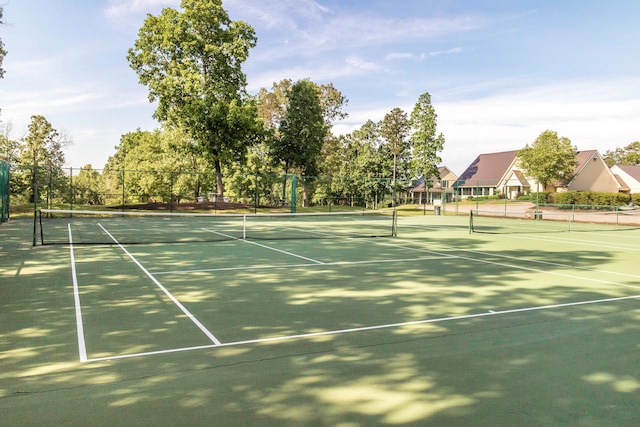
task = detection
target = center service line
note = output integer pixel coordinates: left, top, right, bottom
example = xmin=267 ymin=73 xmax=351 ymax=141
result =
xmin=68 ymin=223 xmax=88 ymax=362
xmin=97 ymin=223 xmax=221 ymax=346
xmin=202 ymin=228 xmax=325 ymax=264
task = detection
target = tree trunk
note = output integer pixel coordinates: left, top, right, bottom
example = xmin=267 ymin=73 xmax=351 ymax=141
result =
xmin=214 ymin=157 xmax=224 ymax=196
xmin=302 ymin=183 xmax=308 ymax=207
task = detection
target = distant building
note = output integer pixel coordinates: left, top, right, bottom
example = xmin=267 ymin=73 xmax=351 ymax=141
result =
xmin=455 ymin=149 xmax=626 ymax=199
xmin=408 ymin=166 xmax=458 ymax=204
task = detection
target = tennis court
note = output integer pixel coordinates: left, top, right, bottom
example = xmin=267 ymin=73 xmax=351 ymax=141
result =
xmin=1 ymin=210 xmax=639 ymax=425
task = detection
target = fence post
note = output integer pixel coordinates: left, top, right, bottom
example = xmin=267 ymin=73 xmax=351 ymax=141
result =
xmin=290 ymin=174 xmax=297 ymax=213
xmin=69 ymin=167 xmax=73 ymax=211
xmin=170 ymin=171 xmax=174 ymax=213
xmin=121 ymin=168 xmax=125 ymax=212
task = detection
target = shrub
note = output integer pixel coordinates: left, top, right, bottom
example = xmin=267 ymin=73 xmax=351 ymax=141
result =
xmin=549 ymin=191 xmax=630 ymax=207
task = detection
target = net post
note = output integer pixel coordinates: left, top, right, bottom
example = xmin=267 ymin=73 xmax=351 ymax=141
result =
xmin=469 ymin=210 xmax=473 ymax=234
xmin=39 ymin=210 xmax=45 ymax=245
xmin=33 ymin=209 xmax=38 ymax=246
xmin=392 ymin=208 xmax=398 ymax=237
xmin=243 ymin=214 xmax=247 ymax=240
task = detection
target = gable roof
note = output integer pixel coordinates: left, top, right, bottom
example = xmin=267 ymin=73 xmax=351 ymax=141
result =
xmin=613 ymin=174 xmax=630 ymax=191
xmin=615 ymin=165 xmax=640 ymax=181
xmin=573 ymin=150 xmax=599 ymax=176
xmin=456 ymin=150 xmax=518 ymax=186
xmin=410 ymin=166 xmax=457 ymax=189
xmin=506 ymin=169 xmax=530 ymax=187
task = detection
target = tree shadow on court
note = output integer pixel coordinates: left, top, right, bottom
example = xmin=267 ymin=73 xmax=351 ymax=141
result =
xmin=2 ymin=220 xmax=640 ymax=425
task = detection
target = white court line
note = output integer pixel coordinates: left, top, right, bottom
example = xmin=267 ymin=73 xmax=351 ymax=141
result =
xmin=422 ymin=244 xmax=640 ymax=291
xmin=68 ymin=224 xmax=88 ymax=362
xmin=500 ymin=233 xmax=640 ymax=252
xmin=397 ymin=220 xmax=640 ymax=279
xmin=201 ymin=228 xmax=325 ymax=264
xmin=152 ymin=255 xmax=454 ymax=275
xmin=442 ymin=246 xmax=640 ymax=281
xmin=362 ymin=235 xmax=640 ymax=290
xmin=97 ymin=223 xmax=221 ymax=346
xmin=85 ymin=293 xmax=640 ymax=362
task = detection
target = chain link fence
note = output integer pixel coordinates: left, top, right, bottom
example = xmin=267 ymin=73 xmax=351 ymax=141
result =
xmin=8 ymin=165 xmax=405 ymax=213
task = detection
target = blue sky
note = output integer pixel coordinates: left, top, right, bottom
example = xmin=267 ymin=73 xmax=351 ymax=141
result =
xmin=1 ymin=0 xmax=639 ymax=174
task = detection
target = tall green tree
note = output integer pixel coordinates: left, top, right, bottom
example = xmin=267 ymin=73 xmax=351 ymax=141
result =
xmin=603 ymin=141 xmax=640 ymax=166
xmin=518 ymin=130 xmax=578 ymax=190
xmin=380 ymin=108 xmax=411 ymax=201
xmin=73 ymin=165 xmax=104 ymax=205
xmin=104 ymin=128 xmax=213 ymax=203
xmin=0 ymin=122 xmax=19 ymax=162
xmin=274 ymin=79 xmax=327 ymax=205
xmin=0 ymin=7 xmax=6 ymax=79
xmin=16 ymin=115 xmax=70 ymax=202
xmin=409 ymin=92 xmax=445 ymax=180
xmin=336 ymin=120 xmax=391 ymax=207
xmin=18 ymin=115 xmax=68 ymax=169
xmin=127 ymin=0 xmax=262 ymax=196
xmin=257 ymin=79 xmax=348 ymax=135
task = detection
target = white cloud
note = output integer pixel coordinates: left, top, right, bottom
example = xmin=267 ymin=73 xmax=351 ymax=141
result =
xmin=246 ymin=57 xmax=387 ymax=92
xmin=436 ymin=80 xmax=640 ymax=173
xmin=226 ymin=0 xmax=329 ymax=30
xmin=386 ymin=48 xmax=463 ymax=61
xmin=327 ymin=78 xmax=640 ymax=174
xmin=386 ymin=52 xmax=416 ymax=60
xmin=104 ymin=0 xmax=178 ymax=20
xmin=345 ymin=57 xmax=384 ymax=72
xmin=426 ymin=47 xmax=463 ymax=57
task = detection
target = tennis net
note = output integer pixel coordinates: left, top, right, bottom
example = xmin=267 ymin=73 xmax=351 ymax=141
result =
xmin=36 ymin=208 xmax=397 ymax=245
xmin=469 ymin=209 xmax=640 ymax=234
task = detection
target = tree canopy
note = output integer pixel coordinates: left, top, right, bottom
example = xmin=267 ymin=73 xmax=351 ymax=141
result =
xmin=127 ymin=0 xmax=261 ymax=196
xmin=409 ymin=92 xmax=445 ymax=180
xmin=380 ymin=107 xmax=411 ymax=184
xmin=518 ymin=130 xmax=578 ymax=189
xmin=18 ymin=115 xmax=69 ymax=169
xmin=603 ymin=141 xmax=640 ymax=167
xmin=0 ymin=7 xmax=6 ymax=79
xmin=273 ymin=79 xmax=327 ymax=177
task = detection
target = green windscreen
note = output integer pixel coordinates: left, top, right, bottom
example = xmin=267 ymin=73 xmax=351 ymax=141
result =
xmin=0 ymin=161 xmax=9 ymax=223
xmin=36 ymin=208 xmax=397 ymax=245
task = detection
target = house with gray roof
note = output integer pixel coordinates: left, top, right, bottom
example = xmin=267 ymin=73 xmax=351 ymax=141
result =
xmin=455 ymin=149 xmax=626 ymax=199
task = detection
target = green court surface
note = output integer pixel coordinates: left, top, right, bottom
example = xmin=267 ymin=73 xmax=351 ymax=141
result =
xmin=1 ymin=213 xmax=639 ymax=425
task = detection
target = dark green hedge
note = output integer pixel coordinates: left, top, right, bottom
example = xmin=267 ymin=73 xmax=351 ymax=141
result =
xmin=550 ymin=191 xmax=631 ymax=206
xmin=520 ymin=191 xmax=634 ymax=207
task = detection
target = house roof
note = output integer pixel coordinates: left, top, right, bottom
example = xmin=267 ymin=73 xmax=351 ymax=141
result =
xmin=456 ymin=150 xmax=518 ymax=186
xmin=456 ymin=148 xmax=612 ymax=189
xmin=509 ymin=169 xmax=530 ymax=187
xmin=616 ymin=164 xmax=640 ymax=181
xmin=573 ymin=150 xmax=599 ymax=175
xmin=410 ymin=166 xmax=456 ymax=189
xmin=613 ymin=174 xmax=630 ymax=191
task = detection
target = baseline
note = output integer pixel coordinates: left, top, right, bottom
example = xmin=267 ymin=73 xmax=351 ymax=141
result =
xmin=84 ymin=293 xmax=640 ymax=363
